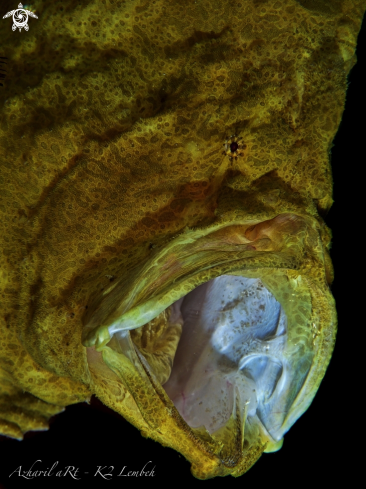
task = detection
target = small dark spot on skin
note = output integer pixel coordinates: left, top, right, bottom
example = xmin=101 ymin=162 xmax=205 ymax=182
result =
xmin=230 ymin=142 xmax=239 ymax=153
xmin=149 ymin=242 xmax=155 ymax=250
xmin=85 ymin=306 xmax=88 ymax=310
xmin=109 ymin=277 xmax=115 ymax=282
xmin=70 ymin=313 xmax=75 ymax=318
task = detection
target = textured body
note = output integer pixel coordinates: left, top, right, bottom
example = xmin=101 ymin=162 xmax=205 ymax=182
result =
xmin=0 ymin=0 xmax=365 ymax=479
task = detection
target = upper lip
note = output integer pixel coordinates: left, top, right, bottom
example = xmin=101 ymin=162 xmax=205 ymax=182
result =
xmin=82 ymin=214 xmax=297 ymax=349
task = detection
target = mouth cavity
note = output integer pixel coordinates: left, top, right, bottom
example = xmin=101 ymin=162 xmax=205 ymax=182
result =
xmin=110 ymin=273 xmax=314 ymax=449
xmin=82 ymin=215 xmax=327 ymax=456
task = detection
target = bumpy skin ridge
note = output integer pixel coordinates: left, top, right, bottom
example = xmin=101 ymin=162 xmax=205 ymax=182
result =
xmin=0 ymin=0 xmax=364 ymax=478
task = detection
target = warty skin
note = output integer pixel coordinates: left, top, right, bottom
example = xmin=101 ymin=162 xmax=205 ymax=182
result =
xmin=0 ymin=0 xmax=365 ymax=479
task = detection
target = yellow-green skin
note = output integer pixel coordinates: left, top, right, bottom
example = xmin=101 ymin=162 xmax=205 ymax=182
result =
xmin=0 ymin=0 xmax=364 ymax=479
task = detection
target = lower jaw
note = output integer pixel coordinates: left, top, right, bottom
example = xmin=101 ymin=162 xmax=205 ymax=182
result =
xmin=83 ymin=214 xmax=336 ymax=478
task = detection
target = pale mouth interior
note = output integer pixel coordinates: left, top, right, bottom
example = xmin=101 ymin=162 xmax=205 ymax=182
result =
xmin=111 ymin=274 xmax=312 ymax=445
xmin=162 ymin=275 xmax=309 ymax=442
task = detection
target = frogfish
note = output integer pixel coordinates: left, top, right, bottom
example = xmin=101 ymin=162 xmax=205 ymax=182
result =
xmin=0 ymin=0 xmax=364 ymax=479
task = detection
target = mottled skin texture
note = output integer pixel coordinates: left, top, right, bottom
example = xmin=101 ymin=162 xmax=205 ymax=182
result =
xmin=0 ymin=0 xmax=365 ymax=479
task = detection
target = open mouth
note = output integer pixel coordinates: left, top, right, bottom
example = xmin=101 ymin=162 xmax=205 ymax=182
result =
xmin=107 ymin=273 xmax=312 ymax=450
xmin=162 ymin=275 xmax=293 ymax=442
xmin=82 ymin=213 xmax=335 ymax=474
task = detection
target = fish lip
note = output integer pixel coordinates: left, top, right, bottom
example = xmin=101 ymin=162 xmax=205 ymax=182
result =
xmin=82 ymin=213 xmax=302 ymax=349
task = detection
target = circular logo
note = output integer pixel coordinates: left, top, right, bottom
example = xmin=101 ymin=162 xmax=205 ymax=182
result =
xmin=12 ymin=8 xmax=28 ymax=31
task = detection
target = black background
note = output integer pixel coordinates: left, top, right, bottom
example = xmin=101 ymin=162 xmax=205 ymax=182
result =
xmin=0 ymin=11 xmax=364 ymax=489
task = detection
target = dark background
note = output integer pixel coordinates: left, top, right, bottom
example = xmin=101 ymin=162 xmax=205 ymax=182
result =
xmin=0 ymin=11 xmax=364 ymax=489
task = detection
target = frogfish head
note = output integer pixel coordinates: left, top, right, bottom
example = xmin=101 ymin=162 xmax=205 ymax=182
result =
xmin=1 ymin=0 xmax=362 ymax=479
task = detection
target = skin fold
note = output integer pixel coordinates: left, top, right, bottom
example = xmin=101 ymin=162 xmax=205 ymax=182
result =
xmin=0 ymin=0 xmax=365 ymax=479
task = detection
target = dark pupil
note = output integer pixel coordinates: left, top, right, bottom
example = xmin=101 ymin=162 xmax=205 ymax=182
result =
xmin=230 ymin=142 xmax=239 ymax=153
